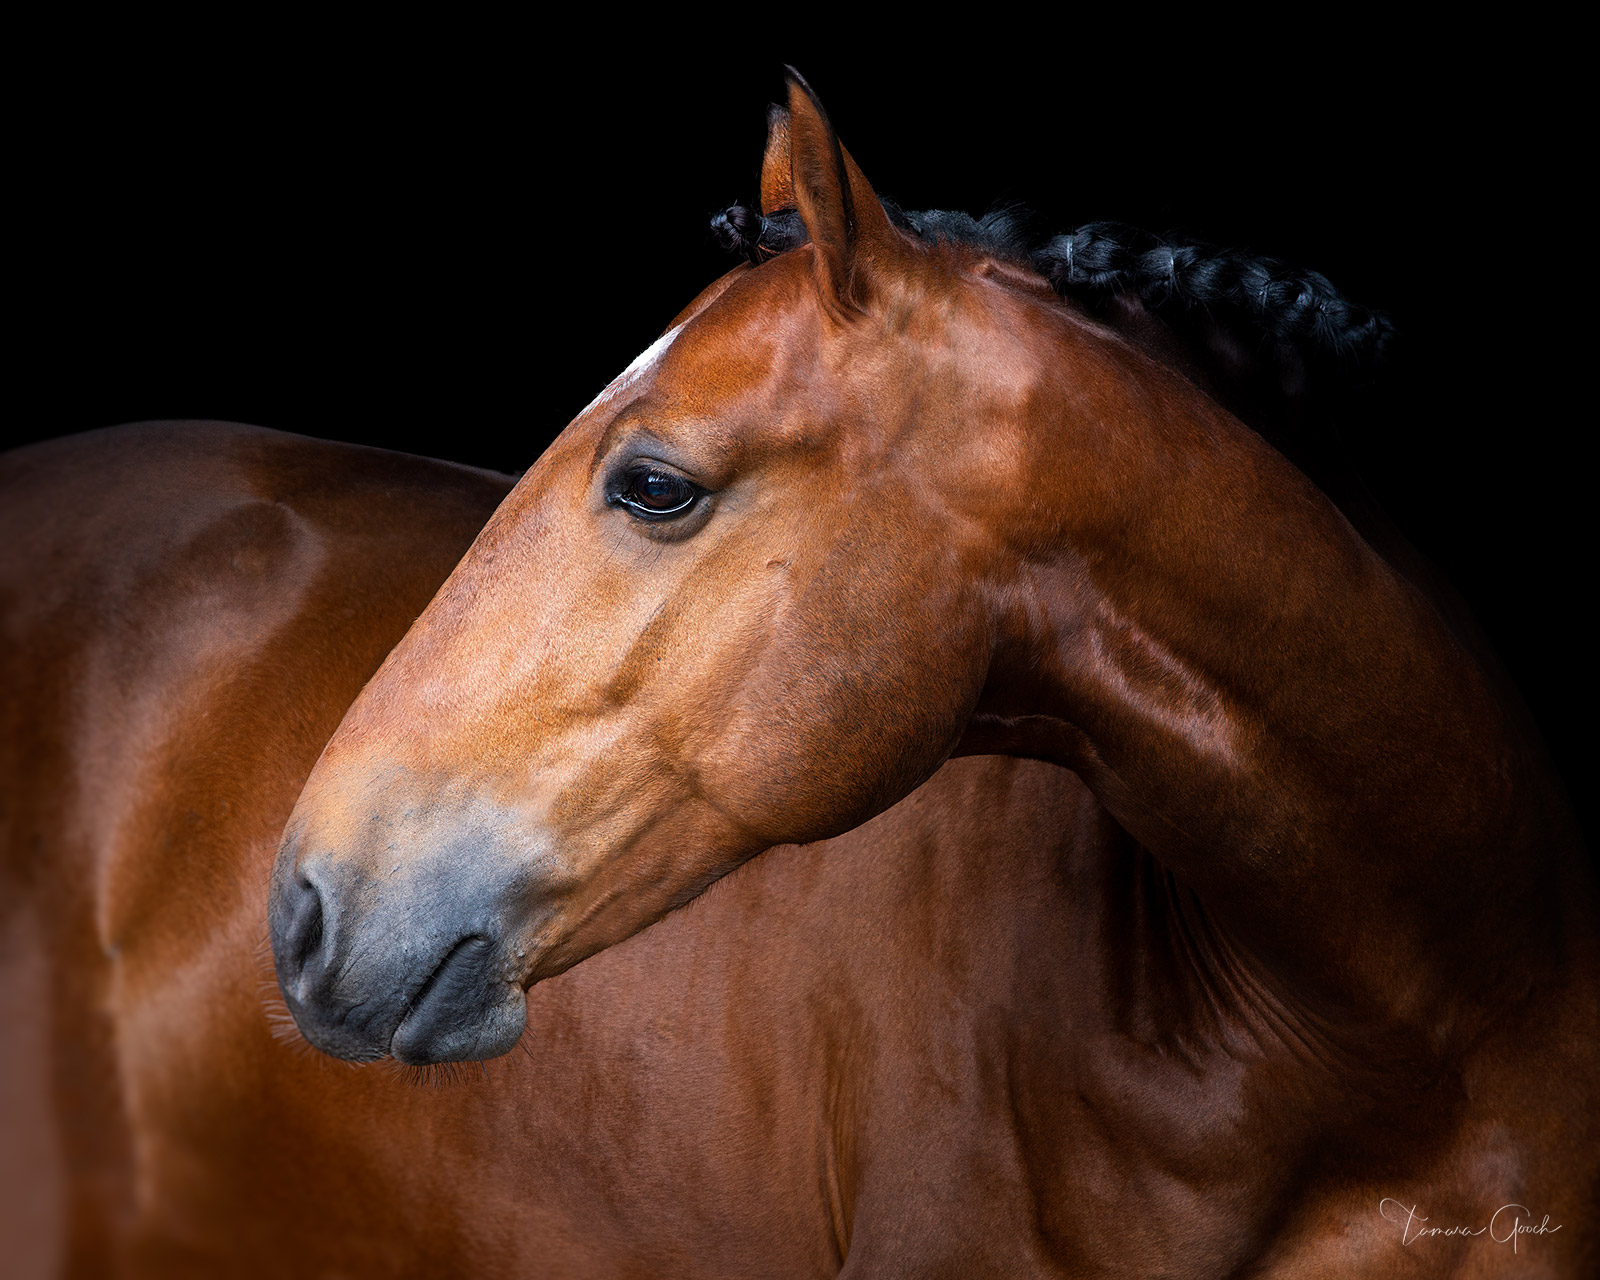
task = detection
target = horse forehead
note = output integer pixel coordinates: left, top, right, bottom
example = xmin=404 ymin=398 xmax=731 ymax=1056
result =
xmin=660 ymin=261 xmax=812 ymax=381
xmin=578 ymin=270 xmax=803 ymax=437
xmin=590 ymin=253 xmax=1047 ymax=456
xmin=647 ymin=253 xmax=1013 ymax=414
xmin=575 ymin=324 xmax=691 ymax=424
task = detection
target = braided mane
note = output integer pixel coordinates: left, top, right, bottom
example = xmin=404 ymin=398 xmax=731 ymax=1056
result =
xmin=712 ymin=201 xmax=1393 ymax=388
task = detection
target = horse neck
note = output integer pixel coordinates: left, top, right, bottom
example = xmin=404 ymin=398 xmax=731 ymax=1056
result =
xmin=1090 ymin=293 xmax=1576 ymax=824
xmin=965 ymin=301 xmax=1571 ymax=1031
xmin=1089 ymin=293 xmax=1478 ymax=644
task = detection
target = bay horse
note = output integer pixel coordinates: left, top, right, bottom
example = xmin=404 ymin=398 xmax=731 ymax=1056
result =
xmin=4 ymin=423 xmax=1105 ymax=1276
xmin=266 ymin=71 xmax=1598 ymax=1273
xmin=1 ymin=75 xmax=1592 ymax=1279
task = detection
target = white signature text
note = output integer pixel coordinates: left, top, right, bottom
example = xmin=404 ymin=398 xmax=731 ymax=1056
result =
xmin=1379 ymin=1199 xmax=1562 ymax=1255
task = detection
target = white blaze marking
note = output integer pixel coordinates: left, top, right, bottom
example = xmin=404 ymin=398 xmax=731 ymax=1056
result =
xmin=577 ymin=323 xmax=685 ymax=421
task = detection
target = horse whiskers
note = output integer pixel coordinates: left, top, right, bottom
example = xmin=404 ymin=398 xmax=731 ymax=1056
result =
xmin=381 ymin=1058 xmax=491 ymax=1089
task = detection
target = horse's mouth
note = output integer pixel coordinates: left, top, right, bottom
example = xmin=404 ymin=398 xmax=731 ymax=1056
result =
xmin=389 ymin=934 xmax=527 ymax=1065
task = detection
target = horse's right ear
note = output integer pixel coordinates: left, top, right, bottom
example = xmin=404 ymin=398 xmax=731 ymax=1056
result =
xmin=783 ymin=67 xmax=904 ymax=320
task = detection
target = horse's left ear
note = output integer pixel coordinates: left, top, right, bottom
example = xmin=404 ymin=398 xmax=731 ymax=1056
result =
xmin=760 ymin=103 xmax=794 ymax=215
xmin=784 ymin=67 xmax=905 ymax=319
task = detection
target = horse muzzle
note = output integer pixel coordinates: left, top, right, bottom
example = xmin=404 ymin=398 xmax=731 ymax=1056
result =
xmin=269 ymin=833 xmax=536 ymax=1065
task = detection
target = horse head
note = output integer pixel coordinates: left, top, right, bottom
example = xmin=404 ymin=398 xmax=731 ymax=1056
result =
xmin=269 ymin=70 xmax=1390 ymax=1065
xmin=268 ymin=72 xmax=1082 ymax=1063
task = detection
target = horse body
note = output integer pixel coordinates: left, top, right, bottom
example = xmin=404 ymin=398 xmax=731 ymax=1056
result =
xmin=257 ymin=75 xmax=1596 ymax=1275
xmin=0 ymin=423 xmax=1245 ymax=1276
xmin=0 ymin=423 xmax=517 ymax=1273
xmin=5 ymin=76 xmax=1597 ymax=1277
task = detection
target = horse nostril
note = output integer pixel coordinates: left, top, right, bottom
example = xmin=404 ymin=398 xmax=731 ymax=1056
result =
xmin=280 ymin=870 xmax=328 ymax=991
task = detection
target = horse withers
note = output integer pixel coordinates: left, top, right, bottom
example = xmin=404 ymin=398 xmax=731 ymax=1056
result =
xmin=268 ymin=73 xmax=1598 ymax=1274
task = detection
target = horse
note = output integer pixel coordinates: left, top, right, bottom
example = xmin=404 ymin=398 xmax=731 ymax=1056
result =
xmin=2 ymin=73 xmax=1592 ymax=1279
xmin=3 ymin=420 xmax=1126 ymax=1276
xmin=262 ymin=70 xmax=1598 ymax=1275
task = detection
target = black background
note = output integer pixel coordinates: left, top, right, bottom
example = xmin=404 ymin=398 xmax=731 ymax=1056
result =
xmin=13 ymin=30 xmax=1587 ymax=838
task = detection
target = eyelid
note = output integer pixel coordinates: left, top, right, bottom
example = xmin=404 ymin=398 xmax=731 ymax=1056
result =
xmin=609 ymin=460 xmax=704 ymax=521
xmin=591 ymin=415 xmax=695 ymax=481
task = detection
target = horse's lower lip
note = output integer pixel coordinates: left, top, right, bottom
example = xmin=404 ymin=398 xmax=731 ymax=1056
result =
xmin=387 ymin=934 xmax=528 ymax=1064
xmin=391 ymin=936 xmax=489 ymax=1048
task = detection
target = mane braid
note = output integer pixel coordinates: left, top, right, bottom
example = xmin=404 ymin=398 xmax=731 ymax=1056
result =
xmin=711 ymin=200 xmax=1394 ymax=387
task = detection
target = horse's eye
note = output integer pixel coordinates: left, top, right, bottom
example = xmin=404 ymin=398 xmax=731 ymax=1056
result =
xmin=615 ymin=465 xmax=700 ymax=519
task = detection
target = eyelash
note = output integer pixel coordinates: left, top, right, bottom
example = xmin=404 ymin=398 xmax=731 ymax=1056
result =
xmin=609 ymin=462 xmax=704 ymax=521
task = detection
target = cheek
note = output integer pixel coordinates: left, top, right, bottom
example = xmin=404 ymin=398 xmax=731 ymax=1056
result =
xmin=690 ymin=582 xmax=990 ymax=845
